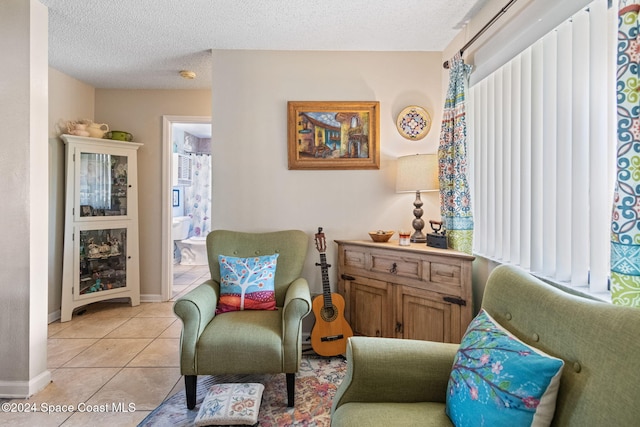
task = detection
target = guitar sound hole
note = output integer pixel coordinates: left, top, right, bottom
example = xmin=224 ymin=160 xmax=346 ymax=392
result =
xmin=321 ymin=305 xmax=338 ymax=322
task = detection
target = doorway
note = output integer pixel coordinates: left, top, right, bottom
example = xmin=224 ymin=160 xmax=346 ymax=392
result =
xmin=161 ymin=115 xmax=211 ymax=301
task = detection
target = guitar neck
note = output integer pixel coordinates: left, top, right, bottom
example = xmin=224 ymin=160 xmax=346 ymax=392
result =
xmin=319 ymin=253 xmax=333 ymax=308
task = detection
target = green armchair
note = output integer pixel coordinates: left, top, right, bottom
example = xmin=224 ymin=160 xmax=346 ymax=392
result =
xmin=173 ymin=229 xmax=312 ymax=409
xmin=331 ymin=265 xmax=640 ymax=426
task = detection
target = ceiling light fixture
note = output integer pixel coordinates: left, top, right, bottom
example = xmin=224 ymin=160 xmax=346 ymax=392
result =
xmin=179 ymin=70 xmax=196 ymax=79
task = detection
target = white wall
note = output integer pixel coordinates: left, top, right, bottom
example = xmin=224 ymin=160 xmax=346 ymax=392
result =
xmin=211 ymin=50 xmax=444 ymax=295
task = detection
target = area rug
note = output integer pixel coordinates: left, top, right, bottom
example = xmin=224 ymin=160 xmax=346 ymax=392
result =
xmin=138 ymin=355 xmax=347 ymax=426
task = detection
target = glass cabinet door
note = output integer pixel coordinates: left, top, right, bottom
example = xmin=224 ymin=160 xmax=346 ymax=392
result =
xmin=78 ymin=151 xmax=129 ymax=217
xmin=78 ymin=227 xmax=127 ymax=296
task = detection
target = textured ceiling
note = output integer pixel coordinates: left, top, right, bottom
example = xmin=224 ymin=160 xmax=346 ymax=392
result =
xmin=41 ymin=0 xmax=486 ymax=89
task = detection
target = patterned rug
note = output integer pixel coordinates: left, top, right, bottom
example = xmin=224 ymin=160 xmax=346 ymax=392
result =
xmin=138 ymin=355 xmax=347 ymax=426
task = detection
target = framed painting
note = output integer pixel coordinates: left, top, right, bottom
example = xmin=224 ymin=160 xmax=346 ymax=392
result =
xmin=287 ymin=101 xmax=380 ymax=170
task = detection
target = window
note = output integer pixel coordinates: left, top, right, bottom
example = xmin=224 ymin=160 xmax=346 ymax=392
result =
xmin=469 ymin=0 xmax=616 ymax=294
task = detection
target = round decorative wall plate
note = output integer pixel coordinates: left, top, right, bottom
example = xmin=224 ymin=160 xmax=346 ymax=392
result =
xmin=396 ymin=106 xmax=432 ymax=141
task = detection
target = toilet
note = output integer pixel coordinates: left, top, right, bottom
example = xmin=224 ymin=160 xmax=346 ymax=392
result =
xmin=172 ymin=216 xmax=190 ymax=264
xmin=172 ymin=216 xmax=208 ymax=265
xmin=176 ymin=236 xmax=208 ymax=265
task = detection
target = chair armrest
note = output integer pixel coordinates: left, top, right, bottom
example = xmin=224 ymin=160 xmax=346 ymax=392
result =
xmin=331 ymin=336 xmax=458 ymax=413
xmin=173 ymin=279 xmax=220 ymax=375
xmin=281 ymin=277 xmax=312 ymax=371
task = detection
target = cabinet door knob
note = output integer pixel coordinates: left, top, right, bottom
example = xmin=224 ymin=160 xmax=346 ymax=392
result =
xmin=395 ymin=322 xmax=403 ymax=333
xmin=375 ymin=330 xmax=381 ymax=337
xmin=389 ymin=262 xmax=397 ymax=274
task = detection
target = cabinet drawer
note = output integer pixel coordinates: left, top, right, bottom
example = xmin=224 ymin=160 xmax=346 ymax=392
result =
xmin=343 ymin=248 xmax=367 ymax=269
xmin=430 ymin=262 xmax=462 ymax=287
xmin=342 ymin=246 xmax=424 ymax=281
xmin=370 ymin=253 xmax=421 ymax=281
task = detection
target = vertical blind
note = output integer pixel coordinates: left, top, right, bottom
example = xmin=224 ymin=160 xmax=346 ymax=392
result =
xmin=469 ymin=0 xmax=616 ymax=293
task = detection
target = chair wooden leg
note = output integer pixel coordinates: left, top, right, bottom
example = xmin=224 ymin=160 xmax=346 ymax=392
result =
xmin=286 ymin=373 xmax=295 ymax=407
xmin=185 ymin=375 xmax=197 ymax=409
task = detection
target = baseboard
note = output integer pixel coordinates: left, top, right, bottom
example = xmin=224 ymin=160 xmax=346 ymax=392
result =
xmin=0 ymin=370 xmax=51 ymax=398
xmin=48 ymin=309 xmax=61 ymax=324
xmin=140 ymin=294 xmax=164 ymax=303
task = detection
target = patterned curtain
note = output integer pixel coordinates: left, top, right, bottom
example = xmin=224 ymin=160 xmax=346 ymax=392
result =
xmin=438 ymin=52 xmax=473 ymax=254
xmin=611 ymin=1 xmax=640 ymax=306
xmin=185 ymin=154 xmax=212 ymax=238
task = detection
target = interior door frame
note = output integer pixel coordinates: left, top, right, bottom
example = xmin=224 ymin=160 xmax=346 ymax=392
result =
xmin=161 ymin=115 xmax=211 ymax=301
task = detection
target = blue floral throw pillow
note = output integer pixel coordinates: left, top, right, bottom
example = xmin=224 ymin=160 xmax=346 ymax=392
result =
xmin=216 ymin=254 xmax=278 ymax=314
xmin=446 ymin=309 xmax=564 ymax=427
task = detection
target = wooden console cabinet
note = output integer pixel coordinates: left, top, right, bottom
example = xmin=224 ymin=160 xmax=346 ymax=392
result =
xmin=335 ymin=240 xmax=475 ymax=344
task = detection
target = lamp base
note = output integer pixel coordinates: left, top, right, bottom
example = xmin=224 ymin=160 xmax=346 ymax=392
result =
xmin=410 ymin=231 xmax=426 ymax=243
xmin=410 ymin=191 xmax=426 ymax=243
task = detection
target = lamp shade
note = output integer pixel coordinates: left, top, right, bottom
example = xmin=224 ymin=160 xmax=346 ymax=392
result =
xmin=396 ymin=154 xmax=439 ymax=193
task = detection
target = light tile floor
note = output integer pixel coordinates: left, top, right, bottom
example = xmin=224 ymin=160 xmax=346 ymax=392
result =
xmin=0 ymin=265 xmax=209 ymax=427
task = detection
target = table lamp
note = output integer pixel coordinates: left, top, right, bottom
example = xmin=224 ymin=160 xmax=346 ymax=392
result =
xmin=396 ymin=154 xmax=439 ymax=243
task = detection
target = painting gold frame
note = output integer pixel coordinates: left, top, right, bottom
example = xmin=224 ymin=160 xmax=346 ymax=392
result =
xmin=287 ymin=101 xmax=380 ymax=170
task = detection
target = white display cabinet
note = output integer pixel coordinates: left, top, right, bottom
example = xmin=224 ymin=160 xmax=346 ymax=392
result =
xmin=60 ymin=134 xmax=143 ymax=322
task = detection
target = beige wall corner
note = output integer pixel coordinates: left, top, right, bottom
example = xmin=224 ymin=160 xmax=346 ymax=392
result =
xmin=0 ymin=0 xmax=51 ymax=398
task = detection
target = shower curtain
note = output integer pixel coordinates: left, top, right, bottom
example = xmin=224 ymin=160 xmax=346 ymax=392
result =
xmin=184 ymin=154 xmax=211 ymax=238
xmin=438 ymin=52 xmax=474 ymax=254
xmin=611 ymin=1 xmax=640 ymax=306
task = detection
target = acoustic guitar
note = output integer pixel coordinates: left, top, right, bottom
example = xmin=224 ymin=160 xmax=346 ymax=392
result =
xmin=310 ymin=227 xmax=353 ymax=356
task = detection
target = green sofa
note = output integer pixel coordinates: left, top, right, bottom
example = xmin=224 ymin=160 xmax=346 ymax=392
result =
xmin=331 ymin=264 xmax=640 ymax=426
